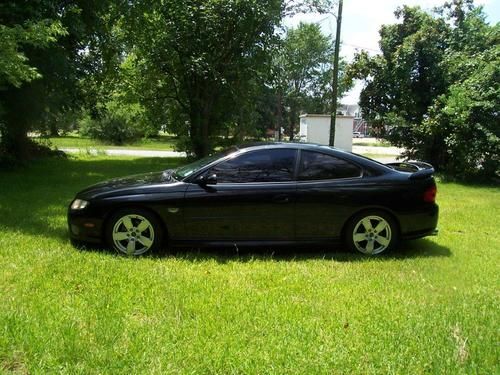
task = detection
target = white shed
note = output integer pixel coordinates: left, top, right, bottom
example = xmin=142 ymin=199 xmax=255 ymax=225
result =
xmin=299 ymin=114 xmax=354 ymax=151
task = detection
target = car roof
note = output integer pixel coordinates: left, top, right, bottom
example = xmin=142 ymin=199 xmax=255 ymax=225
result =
xmin=236 ymin=141 xmax=337 ymax=152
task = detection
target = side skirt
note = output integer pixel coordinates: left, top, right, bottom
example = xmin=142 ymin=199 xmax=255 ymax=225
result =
xmin=168 ymin=238 xmax=341 ymax=248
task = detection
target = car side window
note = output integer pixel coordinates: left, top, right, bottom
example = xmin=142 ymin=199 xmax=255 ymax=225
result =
xmin=298 ymin=151 xmax=361 ymax=180
xmin=207 ymin=149 xmax=297 ymax=183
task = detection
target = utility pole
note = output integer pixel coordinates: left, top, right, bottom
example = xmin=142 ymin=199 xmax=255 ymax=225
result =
xmin=276 ymin=90 xmax=282 ymax=141
xmin=329 ymin=0 xmax=343 ymax=147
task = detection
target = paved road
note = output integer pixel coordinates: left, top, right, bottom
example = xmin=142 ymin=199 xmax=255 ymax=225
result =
xmin=61 ymin=148 xmax=187 ymax=158
xmin=61 ymin=146 xmax=402 ymax=163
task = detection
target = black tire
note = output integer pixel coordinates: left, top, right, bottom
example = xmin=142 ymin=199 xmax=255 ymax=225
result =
xmin=105 ymin=208 xmax=164 ymax=256
xmin=345 ymin=210 xmax=399 ymax=255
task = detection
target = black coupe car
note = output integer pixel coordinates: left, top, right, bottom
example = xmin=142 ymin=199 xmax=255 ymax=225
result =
xmin=68 ymin=143 xmax=438 ymax=256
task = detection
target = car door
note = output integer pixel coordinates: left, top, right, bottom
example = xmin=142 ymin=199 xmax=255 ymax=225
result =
xmin=295 ymin=150 xmax=364 ymax=240
xmin=182 ymin=148 xmax=298 ymax=241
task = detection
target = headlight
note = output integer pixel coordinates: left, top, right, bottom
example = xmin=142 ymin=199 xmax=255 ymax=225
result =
xmin=71 ymin=199 xmax=89 ymax=210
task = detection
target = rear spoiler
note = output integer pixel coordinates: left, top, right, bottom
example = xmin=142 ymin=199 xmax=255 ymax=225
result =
xmin=385 ymin=161 xmax=435 ymax=180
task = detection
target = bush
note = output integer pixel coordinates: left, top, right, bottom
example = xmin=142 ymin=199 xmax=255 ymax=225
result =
xmin=348 ymin=4 xmax=499 ymax=180
xmin=408 ymin=46 xmax=500 ymax=180
xmin=79 ymin=112 xmax=144 ymax=145
xmin=0 ymin=139 xmax=66 ymax=168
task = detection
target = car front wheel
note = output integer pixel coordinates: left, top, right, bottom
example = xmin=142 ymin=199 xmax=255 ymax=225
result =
xmin=345 ymin=211 xmax=398 ymax=255
xmin=106 ymin=209 xmax=163 ymax=256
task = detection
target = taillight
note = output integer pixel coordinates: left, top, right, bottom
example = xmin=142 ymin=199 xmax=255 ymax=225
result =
xmin=423 ymin=185 xmax=437 ymax=203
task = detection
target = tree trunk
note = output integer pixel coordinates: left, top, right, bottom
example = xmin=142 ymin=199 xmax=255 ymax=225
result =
xmin=189 ymin=98 xmax=211 ymax=158
xmin=187 ymin=81 xmax=216 ymax=158
xmin=0 ymin=87 xmax=32 ymax=161
xmin=276 ymin=91 xmax=282 ymax=141
xmin=49 ymin=122 xmax=59 ymax=137
xmin=1 ymin=117 xmax=31 ymax=161
xmin=200 ymin=115 xmax=209 ymax=157
xmin=289 ymin=103 xmax=296 ymax=141
xmin=189 ymin=109 xmax=203 ymax=158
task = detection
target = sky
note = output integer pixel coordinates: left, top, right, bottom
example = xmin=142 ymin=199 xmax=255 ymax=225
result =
xmin=285 ymin=0 xmax=500 ymax=104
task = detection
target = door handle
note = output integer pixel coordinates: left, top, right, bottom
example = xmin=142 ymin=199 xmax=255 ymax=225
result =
xmin=273 ymin=194 xmax=291 ymax=204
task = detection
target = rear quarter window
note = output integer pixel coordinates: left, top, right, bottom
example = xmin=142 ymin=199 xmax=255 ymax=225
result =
xmin=298 ymin=150 xmax=362 ymax=180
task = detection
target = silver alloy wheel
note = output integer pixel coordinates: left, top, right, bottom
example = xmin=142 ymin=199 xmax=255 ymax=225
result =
xmin=352 ymin=215 xmax=392 ymax=255
xmin=112 ymin=214 xmax=155 ymax=255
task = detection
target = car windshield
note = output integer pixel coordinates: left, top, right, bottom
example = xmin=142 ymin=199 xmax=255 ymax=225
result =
xmin=172 ymin=146 xmax=239 ymax=180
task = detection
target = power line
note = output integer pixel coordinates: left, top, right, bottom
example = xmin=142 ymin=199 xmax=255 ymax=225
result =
xmin=309 ymin=15 xmax=381 ymax=53
xmin=342 ymin=42 xmax=380 ymax=52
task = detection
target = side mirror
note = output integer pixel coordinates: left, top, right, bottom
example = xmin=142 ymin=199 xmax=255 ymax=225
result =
xmin=206 ymin=174 xmax=217 ymax=185
xmin=196 ymin=173 xmax=217 ymax=186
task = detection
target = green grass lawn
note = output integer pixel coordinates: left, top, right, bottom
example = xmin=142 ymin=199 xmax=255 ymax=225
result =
xmin=0 ymin=156 xmax=498 ymax=373
xmin=352 ymin=138 xmax=392 ymax=147
xmin=34 ymin=134 xmax=177 ymax=151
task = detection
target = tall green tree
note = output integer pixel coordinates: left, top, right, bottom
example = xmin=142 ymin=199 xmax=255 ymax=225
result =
xmin=422 ymin=21 xmax=499 ymax=178
xmin=279 ymin=22 xmax=332 ymax=139
xmin=275 ymin=22 xmax=350 ymax=140
xmin=348 ymin=0 xmax=499 ymax=178
xmin=124 ymin=0 xmax=283 ymax=157
xmin=124 ymin=0 xmax=336 ymax=156
xmin=348 ymin=6 xmax=450 ymax=138
xmin=0 ymin=0 xmax=118 ymax=159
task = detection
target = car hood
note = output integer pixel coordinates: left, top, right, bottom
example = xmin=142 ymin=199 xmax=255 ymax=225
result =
xmin=77 ymin=170 xmax=180 ymax=199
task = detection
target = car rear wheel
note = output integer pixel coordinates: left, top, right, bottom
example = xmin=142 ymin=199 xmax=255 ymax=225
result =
xmin=106 ymin=209 xmax=163 ymax=256
xmin=345 ymin=211 xmax=398 ymax=255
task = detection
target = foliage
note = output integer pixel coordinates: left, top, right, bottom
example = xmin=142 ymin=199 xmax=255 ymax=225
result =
xmin=77 ymin=53 xmax=161 ymax=145
xmin=348 ymin=0 xmax=499 ymax=178
xmin=0 ymin=155 xmax=499 ymax=373
xmin=277 ymin=22 xmax=331 ymax=138
xmin=122 ymin=0 xmax=284 ymax=157
xmin=422 ymin=39 xmax=499 ymax=178
xmin=0 ymin=0 xmax=343 ymax=160
xmin=0 ymin=0 xmax=118 ymax=158
xmin=79 ymin=100 xmax=146 ymax=145
xmin=0 ymin=20 xmax=66 ymax=88
xmin=281 ymin=23 xmax=333 ymax=101
xmin=273 ymin=22 xmax=351 ymax=139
